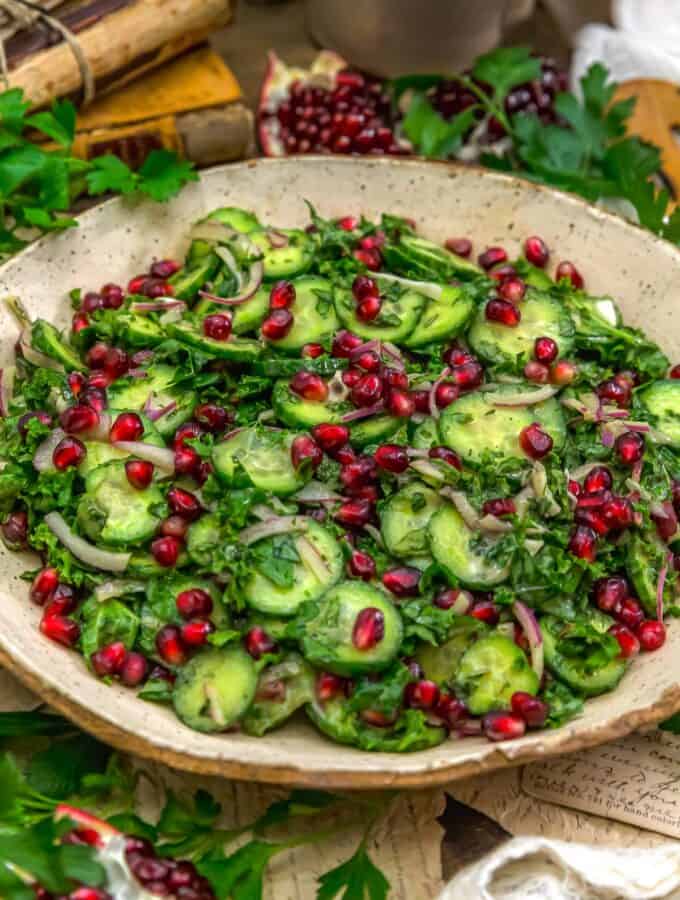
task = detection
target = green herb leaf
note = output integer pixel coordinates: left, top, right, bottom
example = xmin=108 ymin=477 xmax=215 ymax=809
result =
xmin=85 ymin=154 xmax=137 ymax=195
xmin=199 ymin=840 xmax=282 ymax=900
xmin=471 ymin=46 xmax=541 ymax=101
xmin=136 ymin=149 xmax=198 ymax=202
xmin=402 ymin=94 xmax=477 ymax=158
xmin=317 ymin=844 xmax=390 ymax=900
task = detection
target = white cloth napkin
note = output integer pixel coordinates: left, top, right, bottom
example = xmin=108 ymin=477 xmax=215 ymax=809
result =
xmin=571 ymin=0 xmax=680 ymax=87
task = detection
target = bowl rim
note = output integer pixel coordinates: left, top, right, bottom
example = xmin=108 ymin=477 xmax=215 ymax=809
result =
xmin=3 ymin=155 xmax=680 ymax=789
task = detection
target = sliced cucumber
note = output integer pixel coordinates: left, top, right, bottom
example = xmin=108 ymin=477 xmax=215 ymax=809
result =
xmin=30 ymin=319 xmax=85 ymax=372
xmin=186 ymin=513 xmax=221 ymax=567
xmin=428 ymin=504 xmax=511 ymax=589
xmin=249 ymin=229 xmax=314 ymax=279
xmin=297 ymin=581 xmax=403 ymax=676
xmin=334 ymin=285 xmax=425 ymax=342
xmin=383 ymin=234 xmax=482 ymax=281
xmin=626 ymin=530 xmax=672 ymax=616
xmin=380 ymin=482 xmax=442 ymax=558
xmin=168 ymin=253 xmax=221 ymax=301
xmin=638 ymin=379 xmax=680 ymax=448
xmin=79 ymin=412 xmax=165 ymax=477
xmin=261 ymin=277 xmax=339 ymax=352
xmin=168 ymin=320 xmax=262 ymax=363
xmin=456 ymin=634 xmax=539 ymax=715
xmin=403 ymin=284 xmax=476 ymax=348
xmin=212 ymin=426 xmax=308 ymax=495
xmin=243 ymin=520 xmax=343 ymax=616
xmin=204 ymin=206 xmax=261 ymax=233
xmin=173 ymin=647 xmax=257 ymax=733
xmin=77 ymin=461 xmax=166 ymax=547
xmin=438 ymin=382 xmax=566 ymax=465
xmin=349 ymin=414 xmax=402 ymax=447
xmin=411 ymin=416 xmax=439 ymax=450
xmin=542 ymin=616 xmax=627 ymax=697
xmin=108 ymin=365 xmax=196 ymax=439
xmin=119 ymin=314 xmax=166 ymax=348
xmin=467 ymin=289 xmax=575 ymax=368
xmin=416 ymin=617 xmax=488 ymax=688
xmin=242 ymin=653 xmax=315 ymax=736
xmin=195 ymin=283 xmax=270 ymax=334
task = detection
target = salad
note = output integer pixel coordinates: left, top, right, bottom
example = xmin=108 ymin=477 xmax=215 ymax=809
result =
xmin=0 ymin=205 xmax=677 ymax=752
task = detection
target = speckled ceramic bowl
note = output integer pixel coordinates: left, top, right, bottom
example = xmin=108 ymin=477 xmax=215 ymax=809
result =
xmin=1 ymin=157 xmax=680 ymax=789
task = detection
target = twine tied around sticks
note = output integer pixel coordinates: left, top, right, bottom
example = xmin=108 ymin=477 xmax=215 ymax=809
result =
xmin=0 ymin=0 xmax=95 ymax=104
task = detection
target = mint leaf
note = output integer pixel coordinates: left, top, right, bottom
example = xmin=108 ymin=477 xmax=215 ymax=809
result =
xmin=317 ymin=844 xmax=390 ymax=900
xmin=136 ymin=149 xmax=198 ymax=202
xmin=85 ymin=154 xmax=137 ymax=195
xmin=472 ymin=46 xmax=541 ymax=101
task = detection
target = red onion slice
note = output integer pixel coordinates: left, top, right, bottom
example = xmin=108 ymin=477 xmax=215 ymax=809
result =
xmin=350 ymin=339 xmax=381 ymax=360
xmin=410 ymin=459 xmax=446 ymax=482
xmin=111 ymin=441 xmax=175 ymax=474
xmin=215 ymin=245 xmax=243 ymax=290
xmin=45 ymin=512 xmax=131 ymax=573
xmin=601 ymin=427 xmax=615 ymax=448
xmin=374 ymin=272 xmax=444 ymax=300
xmin=239 ymin=515 xmax=309 ymax=546
xmin=429 ymin=367 xmax=451 ymax=420
xmin=131 ymin=349 xmax=154 ymax=366
xmin=492 ymin=385 xmax=559 ymax=407
xmin=341 ymin=401 xmax=384 ymax=422
xmin=190 ymin=221 xmax=238 ymax=243
xmin=265 ymin=228 xmax=289 ymax=248
xmin=381 ymin=341 xmax=406 ymax=370
xmin=293 ymin=481 xmax=343 ymax=504
xmin=295 ymin=534 xmax=330 ymax=580
xmin=33 ymin=428 xmax=65 ymax=472
xmin=130 ymin=300 xmax=187 ymax=314
xmin=143 ymin=396 xmax=177 ymax=422
xmin=198 ymin=260 xmax=263 ymax=306
xmin=513 ymin=600 xmax=544 ymax=681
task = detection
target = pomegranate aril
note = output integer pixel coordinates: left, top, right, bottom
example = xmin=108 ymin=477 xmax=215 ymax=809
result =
xmin=382 ymin=368 xmax=409 ymax=390
xmin=156 ymin=625 xmax=186 ymax=665
xmin=203 ymin=313 xmax=232 ymax=341
xmin=550 ymin=360 xmax=577 ymax=386
xmin=335 ymin=498 xmax=372 ymax=528
xmin=101 ymin=283 xmax=124 ymax=308
xmin=524 ymin=235 xmax=549 ymax=268
xmin=382 ymin=566 xmax=420 ymax=597
xmin=91 ymin=641 xmax=127 ymax=677
xmin=17 ymin=410 xmax=52 ymax=436
xmin=519 ymin=422 xmax=553 ymax=459
xmin=434 ymin=588 xmax=470 ymax=612
xmin=337 ymin=215 xmax=359 ymax=231
xmin=568 ymin=526 xmax=597 ymax=561
xmin=86 ymin=370 xmax=112 ymax=390
xmin=385 ymin=388 xmax=415 ymax=417
xmin=671 ymin=364 xmax=680 ymax=380
xmin=651 ymin=500 xmax=678 ymax=541
xmin=53 ymin=436 xmax=86 ymax=469
xmin=125 ymin=459 xmax=154 ymax=490
xmin=244 ymin=626 xmax=277 ymax=660
xmin=575 ymin=507 xmax=609 ymax=536
xmin=82 ymin=291 xmax=104 ymax=313
xmin=68 ymin=372 xmax=87 ymax=397
xmin=173 ymin=421 xmax=203 ymax=450
xmin=345 ymin=483 xmax=379 ymax=503
xmin=404 ymin=680 xmax=440 ymax=710
xmin=429 ymin=446 xmax=462 ymax=469
xmin=340 ymin=455 xmax=377 ymax=488
xmin=352 ymin=274 xmax=378 ymax=301
xmin=615 ymin=431 xmax=645 ymax=465
xmin=445 ymin=237 xmax=472 ymax=257
xmin=435 ymin=381 xmax=459 ymax=409
xmin=181 ymin=619 xmax=214 ymax=647
xmin=352 ymin=607 xmax=385 ymax=649
xmin=332 ymin=330 xmax=363 ymax=358
xmin=351 ymin=373 xmax=383 ymax=407
xmin=86 ymin=342 xmax=109 ymax=369
xmin=555 ymin=260 xmax=584 ymax=289
xmin=176 ymin=588 xmax=213 ymax=619
xmin=470 ymin=599 xmax=500 ymax=625
xmin=482 ymin=498 xmax=516 ymax=517
xmin=637 ymin=619 xmax=666 ymax=652
xmin=81 ymin=386 xmax=107 ymax=413
xmin=483 ymin=711 xmax=526 ymax=741
xmin=524 ymin=360 xmax=550 ymax=383
xmin=576 ymin=490 xmax=610 ymax=515
xmin=40 ymin=613 xmax=80 ymax=646
xmin=498 ymin=277 xmax=526 ymax=303
xmin=103 ymin=347 xmax=129 ymax=379
xmin=262 ymin=308 xmax=293 ymax=340
xmin=356 ymin=295 xmax=382 ymax=322
xmin=610 ymin=623 xmax=640 ymax=658
xmin=72 ymin=311 xmax=90 ymax=333
xmin=510 ymin=691 xmax=548 ymax=728
xmin=290 ymin=371 xmax=328 ymax=402
xmin=317 ymin=672 xmax=347 ymax=701
xmin=128 ymin=274 xmax=148 ymax=294
xmin=174 ymin=446 xmax=200 ymax=476
xmin=445 ymin=344 xmax=474 ymax=367
xmin=478 ymin=246 xmax=507 ymax=270
xmin=356 ymin=351 xmax=380 ymax=372
xmin=119 ymin=652 xmax=148 ymax=687
xmin=359 ymin=709 xmax=395 ymax=727
xmin=311 ymin=422 xmax=350 ymax=454
xmin=269 ymin=280 xmax=296 ymax=309
xmin=435 ymin=694 xmax=468 ymax=727
xmin=30 ymin=567 xmax=59 ymax=605
xmin=489 ymin=263 xmax=517 ymax=282
xmin=593 ymin=576 xmax=629 ymax=613
xmin=354 ymin=247 xmax=381 ymax=270
xmin=597 ymin=378 xmax=630 ymax=407
xmin=167 ymin=487 xmax=202 ymax=520
xmin=534 ymin=336 xmax=558 ymax=364
xmin=342 ymin=367 xmax=362 ymax=388
xmin=151 ymin=536 xmax=181 ymax=568
xmin=1 ymin=510 xmax=28 ymax=549
xmin=374 ymin=443 xmax=409 ymax=473
xmin=291 ymin=434 xmax=323 ymax=470
xmin=194 ymin=403 xmax=228 ymax=433
xmin=583 ymin=466 xmax=612 ymax=493
xmin=302 ymin=342 xmax=324 ymax=358
xmin=485 ymin=298 xmax=521 ymax=327
xmin=412 ymin=389 xmax=431 ymax=413
xmin=616 ymin=597 xmax=644 ymax=631
xmin=347 ymin=549 xmax=376 ymax=580
xmin=110 ymin=412 xmax=143 ymax=443
xmin=148 ymin=259 xmax=181 ymax=280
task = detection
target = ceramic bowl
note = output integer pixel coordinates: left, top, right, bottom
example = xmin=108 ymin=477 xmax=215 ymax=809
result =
xmin=2 ymin=157 xmax=680 ymax=789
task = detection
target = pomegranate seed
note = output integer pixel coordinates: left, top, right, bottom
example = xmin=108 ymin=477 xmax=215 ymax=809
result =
xmin=59 ymin=405 xmax=99 ymax=435
xmin=311 ymin=422 xmax=350 ymax=454
xmin=119 ymin=652 xmax=148 ymax=687
xmin=317 ymin=672 xmax=347 ymax=701
xmin=337 ymin=215 xmax=359 ymax=230
xmin=181 ymin=619 xmax=214 ymax=647
xmin=615 ymin=431 xmax=645 ymax=465
xmin=290 ymin=371 xmax=328 ymax=402
xmin=374 ymin=443 xmax=409 ymax=473
xmin=550 ymin=360 xmax=577 ymax=385
xmin=617 ymin=597 xmax=644 ymax=631
xmin=576 ymin=488 xmax=611 ymax=510
xmin=150 ymin=259 xmax=181 ymax=280
xmin=351 ymin=373 xmax=383 ymax=407
xmin=498 ymin=277 xmax=526 ymax=303
xmin=347 ymin=549 xmax=376 ymax=580
xmin=534 ymin=336 xmax=558 ymax=364
xmin=68 ymin=372 xmax=86 ymax=397
xmin=519 ymin=422 xmax=553 ymax=459
xmin=174 ymin=446 xmax=199 ymax=476
xmin=302 ymin=342 xmax=324 ymax=358
xmin=356 ymin=351 xmax=380 ymax=372
xmin=269 ymin=280 xmax=296 ymax=309
xmin=485 ymin=298 xmax=521 ymax=327
xmin=524 ymin=235 xmax=549 ymax=267
xmin=345 ymin=483 xmax=379 ymax=502
xmin=593 ymin=576 xmax=628 ymax=613
xmin=1 ymin=510 xmax=28 ymax=549
xmin=340 ymin=455 xmax=377 ymax=489
xmin=147 ymin=663 xmax=175 ymax=685
xmin=360 ymin=709 xmax=397 ymax=727
xmin=583 ymin=466 xmax=612 ymax=493
xmin=434 ymin=588 xmax=470 ymax=611
xmin=434 ymin=694 xmax=468 ymax=727
xmin=597 ymin=378 xmax=630 ymax=407
xmin=203 ymin=313 xmax=232 ymax=341
xmin=91 ymin=641 xmax=127 ymax=677
xmin=173 ymin=421 xmax=203 ymax=451
xmin=435 ymin=381 xmax=459 ymax=408
xmin=30 ymin=567 xmax=59 ymax=605
xmin=291 ymin=434 xmax=323 ymax=470
xmin=332 ymin=330 xmax=363 ymax=358
xmin=470 ymin=599 xmax=500 ymax=625
xmin=176 ymin=589 xmax=213 ymax=620
xmin=151 ymin=536 xmax=181 ymax=567
xmin=352 ymin=275 xmax=379 ymax=302
xmin=453 ymin=360 xmax=485 ymax=392
xmin=568 ymin=526 xmax=597 ymax=561
xmin=40 ymin=613 xmax=80 ymax=646
xmin=651 ymin=500 xmax=678 ymax=541
xmin=555 ymin=259 xmax=585 ymax=289
xmin=483 ymin=711 xmax=526 ymax=741
xmin=412 ymin=389 xmax=431 ymax=413
xmin=17 ymin=410 xmax=52 ymax=436
xmin=445 ymin=237 xmax=472 ymax=257
xmin=101 ymin=283 xmax=124 ymax=308
xmin=382 ymin=368 xmax=408 ymax=390
xmin=86 ymin=342 xmax=109 ymax=369
xmin=335 ymin=498 xmax=372 ymax=528
xmin=404 ymin=680 xmax=440 ymax=709
xmin=603 ymin=496 xmax=635 ymax=530
xmin=262 ymin=308 xmax=293 ymax=340
xmin=125 ymin=459 xmax=154 ymax=489
xmin=482 ymin=498 xmax=516 ymax=517
xmin=156 ymin=625 xmax=186 ymax=665
xmin=110 ymin=412 xmax=143 ymax=443
xmin=445 ymin=344 xmax=474 ymax=367
xmin=511 ymin=692 xmax=548 ymax=728
xmin=194 ymin=403 xmax=228 ymax=432
xmin=244 ymin=626 xmax=277 ymax=660
xmin=358 ymin=232 xmax=385 ymax=250
xmin=354 ymin=247 xmax=382 ymax=270
xmin=610 ymin=623 xmax=640 ymax=658
xmin=637 ymin=620 xmax=666 ymax=652
xmin=382 ymin=566 xmax=420 ymax=597
xmin=44 ymin=584 xmax=76 ymax=618
xmin=342 ymin=367 xmax=362 ymax=388
xmin=429 ymin=446 xmax=462 ymax=469
xmin=489 ymin=264 xmax=518 ymax=283
xmin=81 ymin=386 xmax=107 ymax=413
xmin=385 ymin=388 xmax=415 ymax=417
xmin=167 ymin=487 xmax=202 ymax=520
xmin=53 ymin=436 xmax=86 ymax=469
xmin=69 ymin=888 xmax=110 ymax=900
xmin=356 ymin=295 xmax=382 ymax=321
xmin=127 ymin=274 xmax=148 ymax=294
xmin=103 ymin=347 xmax=129 ymax=379
xmin=670 ymin=365 xmax=680 ymax=380
xmin=568 ymin=479 xmax=581 ymax=496
xmin=352 ymin=607 xmax=385 ymax=649
xmin=575 ymin=507 xmax=609 ymax=535
xmin=72 ymin=311 xmax=90 ymax=333
xmin=524 ymin=361 xmax=550 ymax=383
xmin=478 ymin=247 xmax=507 ymax=270
xmin=86 ymin=370 xmax=112 ymax=390
xmin=82 ymin=291 xmax=103 ymax=314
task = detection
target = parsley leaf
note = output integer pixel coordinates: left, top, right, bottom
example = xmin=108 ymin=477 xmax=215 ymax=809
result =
xmin=85 ymin=154 xmax=138 ymax=195
xmin=136 ymin=149 xmax=198 ymax=201
xmin=402 ymin=94 xmax=477 ymax=158
xmin=471 ymin=46 xmax=541 ymax=103
xmin=199 ymin=840 xmax=282 ymax=900
xmin=317 ymin=844 xmax=390 ymax=900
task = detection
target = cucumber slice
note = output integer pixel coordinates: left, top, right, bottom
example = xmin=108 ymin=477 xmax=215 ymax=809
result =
xmin=30 ymin=319 xmax=85 ymax=372
xmin=204 ymin=206 xmax=261 ymax=233
xmin=261 ymin=277 xmax=339 ymax=352
xmin=108 ymin=365 xmax=196 ymax=439
xmin=467 ymin=289 xmax=575 ymax=368
xmin=438 ymin=382 xmax=566 ymax=465
xmin=411 ymin=416 xmax=439 ymax=450
xmin=334 ymin=285 xmax=425 ymax=342
xmin=186 ymin=513 xmax=221 ymax=567
xmin=383 ymin=234 xmax=482 ymax=281
xmin=542 ymin=616 xmax=627 ymax=697
xmin=380 ymin=481 xmax=442 ymax=558
xmin=243 ymin=520 xmax=343 ymax=616
xmin=428 ymin=504 xmax=511 ymax=588
xmin=249 ymin=229 xmax=314 ymax=279
xmin=241 ymin=653 xmax=315 ymax=736
xmin=212 ymin=426 xmax=309 ymax=495
xmin=349 ymin=414 xmax=402 ymax=447
xmin=77 ymin=461 xmax=166 ymax=547
xmin=79 ymin=411 xmax=165 ymax=477
xmin=194 ymin=282 xmax=270 ymax=334
xmin=168 ymin=321 xmax=262 ymax=363
xmin=173 ymin=647 xmax=257 ymax=733
xmin=626 ymin=530 xmax=672 ymax=616
xmin=403 ymin=284 xmax=476 ymax=348
xmin=138 ymin=575 xmax=224 ymax=657
xmin=168 ymin=253 xmax=221 ymax=301
xmin=119 ymin=314 xmax=166 ymax=348
xmin=638 ymin=380 xmax=680 ymax=448
xmin=416 ymin=617 xmax=488 ymax=687
xmin=297 ymin=581 xmax=403 ymax=676
xmin=456 ymin=634 xmax=539 ymax=715
xmin=126 ymin=550 xmax=189 ymax=576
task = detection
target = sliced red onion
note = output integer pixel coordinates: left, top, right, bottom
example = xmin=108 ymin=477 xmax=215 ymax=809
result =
xmin=126 ymin=369 xmax=149 ymax=379
xmin=33 ymin=428 xmax=65 ymax=472
xmin=631 ymin=458 xmax=643 ymax=484
xmin=492 ymin=385 xmax=559 ymax=407
xmin=600 ymin=407 xmax=630 ymax=421
xmin=381 ymin=341 xmax=406 ymax=370
xmin=457 ymin=718 xmax=483 ymax=737
xmin=374 ymin=272 xmax=444 ymax=300
xmin=350 ymin=339 xmax=381 ymax=361
xmin=131 ymin=349 xmax=154 ymax=366
xmin=190 ymin=221 xmax=238 ymax=243
xmin=143 ymin=396 xmax=177 ymax=422
xmin=625 ymin=422 xmax=651 ymax=433
xmin=0 ymin=366 xmax=14 ymax=417
xmin=111 ymin=441 xmax=175 ymax=474
xmin=251 ymin=504 xmax=278 ymax=521
xmin=410 ymin=459 xmax=446 ymax=482
xmin=19 ymin=328 xmax=64 ymax=372
xmin=293 ymin=481 xmax=343 ymax=504
xmin=440 ymin=489 xmax=479 ymax=529
xmin=296 ymin=534 xmax=330 ymax=580
xmin=657 ymin=554 xmax=672 ymax=621
xmin=327 ymin=370 xmax=350 ymax=404
xmin=94 ymin=579 xmax=146 ymax=603
xmin=341 ymin=401 xmax=384 ymax=422
xmin=429 ymin=367 xmax=451 ymax=420
xmin=477 ymin=514 xmax=512 ymax=534
xmin=513 ymin=601 xmax=544 ymax=681
xmin=130 ymin=300 xmax=187 ymax=314
xmin=601 ymin=427 xmax=615 ymax=448
xmin=215 ymin=245 xmax=243 ymax=290
xmin=221 ymin=426 xmax=245 ymax=443
xmin=45 ymin=512 xmax=131 ymax=573
xmin=406 ymin=447 xmax=429 ymax=459
xmin=239 ymin=515 xmax=309 ymax=546
xmin=364 ymin=523 xmax=385 ymax=549
xmin=86 ymin=412 xmax=112 ymax=442
xmin=265 ymin=228 xmax=289 ymax=248
xmin=568 ymin=461 xmax=607 ymax=482
xmin=197 ymin=260 xmax=263 ymax=306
